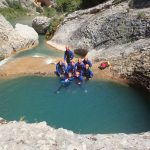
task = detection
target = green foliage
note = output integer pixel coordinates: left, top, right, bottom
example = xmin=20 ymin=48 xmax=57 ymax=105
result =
xmin=128 ymin=0 xmax=134 ymax=8
xmin=43 ymin=7 xmax=57 ymax=18
xmin=137 ymin=12 xmax=148 ymax=19
xmin=46 ymin=16 xmax=64 ymax=40
xmin=0 ymin=8 xmax=27 ymax=20
xmin=0 ymin=0 xmax=27 ymax=20
xmin=56 ymin=0 xmax=81 ymax=13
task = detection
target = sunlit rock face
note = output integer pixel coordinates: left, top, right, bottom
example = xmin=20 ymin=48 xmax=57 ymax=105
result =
xmin=0 ymin=118 xmax=150 ymax=150
xmin=32 ymin=16 xmax=51 ymax=34
xmin=0 ymin=14 xmax=39 ymax=58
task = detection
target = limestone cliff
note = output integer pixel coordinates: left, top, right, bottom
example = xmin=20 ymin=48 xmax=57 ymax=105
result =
xmin=0 ymin=118 xmax=150 ymax=150
xmin=47 ymin=0 xmax=150 ymax=91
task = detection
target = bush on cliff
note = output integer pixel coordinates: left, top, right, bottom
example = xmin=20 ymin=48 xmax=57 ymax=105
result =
xmin=46 ymin=16 xmax=64 ymax=40
xmin=0 ymin=0 xmax=27 ymax=20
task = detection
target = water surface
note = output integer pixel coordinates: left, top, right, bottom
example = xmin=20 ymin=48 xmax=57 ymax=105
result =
xmin=0 ymin=76 xmax=150 ymax=134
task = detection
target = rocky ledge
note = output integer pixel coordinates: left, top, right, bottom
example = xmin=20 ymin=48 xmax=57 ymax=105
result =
xmin=47 ymin=0 xmax=150 ymax=92
xmin=0 ymin=118 xmax=150 ymax=150
xmin=0 ymin=14 xmax=39 ymax=59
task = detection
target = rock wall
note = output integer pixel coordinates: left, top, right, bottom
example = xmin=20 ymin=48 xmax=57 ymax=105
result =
xmin=47 ymin=0 xmax=150 ymax=92
xmin=111 ymin=46 xmax=150 ymax=91
xmin=0 ymin=118 xmax=150 ymax=150
xmin=48 ymin=1 xmax=150 ymax=51
xmin=0 ymin=0 xmax=36 ymax=11
xmin=0 ymin=14 xmax=39 ymax=58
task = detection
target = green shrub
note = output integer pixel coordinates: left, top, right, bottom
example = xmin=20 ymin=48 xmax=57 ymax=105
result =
xmin=56 ymin=0 xmax=81 ymax=13
xmin=0 ymin=8 xmax=27 ymax=20
xmin=46 ymin=16 xmax=64 ymax=40
xmin=137 ymin=12 xmax=148 ymax=19
xmin=43 ymin=7 xmax=57 ymax=18
xmin=0 ymin=0 xmax=27 ymax=20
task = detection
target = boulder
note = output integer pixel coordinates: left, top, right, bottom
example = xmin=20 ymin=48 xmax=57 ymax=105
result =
xmin=74 ymin=48 xmax=88 ymax=57
xmin=32 ymin=16 xmax=51 ymax=34
xmin=0 ymin=14 xmax=39 ymax=58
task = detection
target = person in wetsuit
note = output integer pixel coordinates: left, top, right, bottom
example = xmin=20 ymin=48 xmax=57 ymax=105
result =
xmin=64 ymin=46 xmax=74 ymax=65
xmin=74 ymin=71 xmax=83 ymax=85
xmin=83 ymin=64 xmax=93 ymax=80
xmin=83 ymin=56 xmax=92 ymax=68
xmin=55 ymin=60 xmax=66 ymax=79
xmin=66 ymin=60 xmax=76 ymax=77
xmin=75 ymin=58 xmax=85 ymax=75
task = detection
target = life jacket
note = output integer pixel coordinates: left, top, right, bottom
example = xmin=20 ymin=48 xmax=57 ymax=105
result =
xmin=57 ymin=63 xmax=65 ymax=74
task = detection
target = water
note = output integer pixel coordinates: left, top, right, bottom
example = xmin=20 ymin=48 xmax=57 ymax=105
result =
xmin=0 ymin=76 xmax=150 ymax=134
xmin=10 ymin=16 xmax=63 ymax=59
xmin=13 ymin=35 xmax=63 ymax=59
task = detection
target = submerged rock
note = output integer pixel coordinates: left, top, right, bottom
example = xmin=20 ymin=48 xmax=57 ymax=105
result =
xmin=32 ymin=16 xmax=51 ymax=34
xmin=0 ymin=119 xmax=150 ymax=150
xmin=0 ymin=14 xmax=39 ymax=58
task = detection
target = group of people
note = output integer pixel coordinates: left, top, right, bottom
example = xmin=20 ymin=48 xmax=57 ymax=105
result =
xmin=55 ymin=46 xmax=93 ymax=89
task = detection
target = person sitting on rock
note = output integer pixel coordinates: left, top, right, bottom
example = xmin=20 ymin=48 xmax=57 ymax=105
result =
xmin=83 ymin=64 xmax=93 ymax=80
xmin=75 ymin=58 xmax=85 ymax=75
xmin=55 ymin=60 xmax=66 ymax=79
xmin=65 ymin=60 xmax=76 ymax=77
xmin=64 ymin=46 xmax=74 ymax=65
xmin=83 ymin=56 xmax=92 ymax=68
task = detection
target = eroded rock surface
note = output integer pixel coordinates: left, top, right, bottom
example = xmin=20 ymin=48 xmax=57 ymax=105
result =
xmin=32 ymin=16 xmax=51 ymax=34
xmin=0 ymin=118 xmax=150 ymax=150
xmin=0 ymin=14 xmax=39 ymax=58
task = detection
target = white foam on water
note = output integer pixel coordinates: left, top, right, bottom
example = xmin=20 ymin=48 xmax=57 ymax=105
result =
xmin=44 ymin=58 xmax=54 ymax=64
xmin=32 ymin=53 xmax=45 ymax=58
xmin=0 ymin=57 xmax=12 ymax=66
